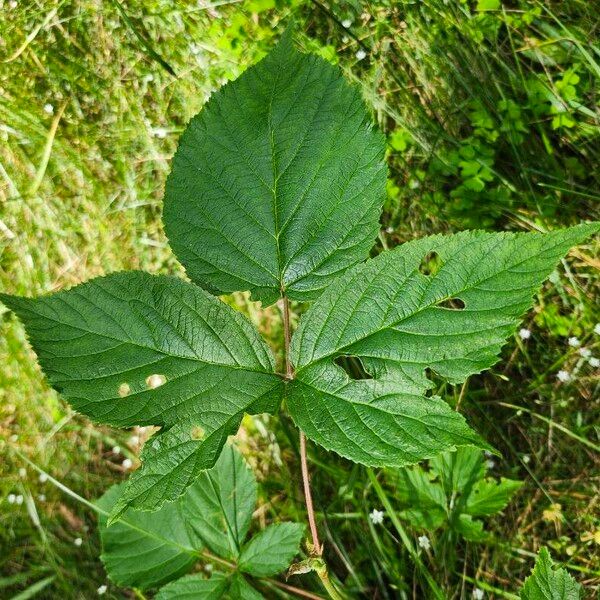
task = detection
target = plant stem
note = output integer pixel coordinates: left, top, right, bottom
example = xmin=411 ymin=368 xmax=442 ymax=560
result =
xmin=281 ymin=296 xmax=341 ymax=598
xmin=299 ymin=430 xmax=322 ymax=555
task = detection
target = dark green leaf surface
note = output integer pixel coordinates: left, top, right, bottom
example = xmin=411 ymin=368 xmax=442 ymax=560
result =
xmin=289 ymin=225 xmax=598 ymax=466
xmin=520 ymin=547 xmax=581 ymax=599
xmin=183 ymin=444 xmax=257 ymax=559
xmin=0 ymin=272 xmax=282 ymax=514
xmin=155 ymin=573 xmax=229 ymax=600
xmin=239 ymin=522 xmax=304 ymax=577
xmin=163 ymin=30 xmax=386 ymax=305
xmin=97 ymin=483 xmax=199 ymax=590
xmin=227 ymin=573 xmax=265 ymax=600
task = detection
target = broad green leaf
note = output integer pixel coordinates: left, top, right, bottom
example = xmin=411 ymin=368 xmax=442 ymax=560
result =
xmin=155 ymin=573 xmax=229 ymax=600
xmin=97 ymin=483 xmax=199 ymax=590
xmin=0 ymin=272 xmax=283 ymax=514
xmin=228 ymin=573 xmax=265 ymax=600
xmin=239 ymin=522 xmax=304 ymax=577
xmin=520 ymin=547 xmax=581 ymax=599
xmin=163 ymin=29 xmax=386 ymax=306
xmin=465 ymin=477 xmax=523 ymax=516
xmin=289 ymin=225 xmax=598 ymax=466
xmin=183 ymin=444 xmax=257 ymax=559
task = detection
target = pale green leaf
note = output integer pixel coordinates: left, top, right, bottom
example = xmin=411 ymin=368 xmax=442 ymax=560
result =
xmin=466 ymin=477 xmax=523 ymax=516
xmin=521 ymin=547 xmax=581 ymax=599
xmin=163 ymin=30 xmax=386 ymax=306
xmin=239 ymin=522 xmax=304 ymax=577
xmin=0 ymin=272 xmax=282 ymax=515
xmin=393 ymin=468 xmax=446 ymax=510
xmin=289 ymin=225 xmax=598 ymax=467
xmin=430 ymin=446 xmax=485 ymax=494
xmin=398 ymin=508 xmax=446 ymax=530
xmin=97 ymin=483 xmax=199 ymax=590
xmin=155 ymin=573 xmax=229 ymax=600
xmin=455 ymin=514 xmax=486 ymax=542
xmin=183 ymin=444 xmax=257 ymax=559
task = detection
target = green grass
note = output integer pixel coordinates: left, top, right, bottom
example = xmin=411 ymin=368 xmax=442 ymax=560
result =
xmin=1 ymin=1 xmax=599 ymax=598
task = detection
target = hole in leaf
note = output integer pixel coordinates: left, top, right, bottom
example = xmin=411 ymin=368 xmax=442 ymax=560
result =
xmin=437 ymin=297 xmax=465 ymax=310
xmin=334 ymin=355 xmax=373 ymax=380
xmin=418 ymin=251 xmax=442 ymax=276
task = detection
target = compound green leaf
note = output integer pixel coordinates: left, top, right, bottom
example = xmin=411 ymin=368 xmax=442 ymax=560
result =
xmin=289 ymin=224 xmax=598 ymax=466
xmin=155 ymin=573 xmax=230 ymax=600
xmin=0 ymin=272 xmax=282 ymax=514
xmin=520 ymin=547 xmax=581 ymax=599
xmin=163 ymin=29 xmax=386 ymax=306
xmin=239 ymin=522 xmax=304 ymax=577
xmin=455 ymin=514 xmax=486 ymax=542
xmin=97 ymin=483 xmax=199 ymax=590
xmin=183 ymin=444 xmax=257 ymax=560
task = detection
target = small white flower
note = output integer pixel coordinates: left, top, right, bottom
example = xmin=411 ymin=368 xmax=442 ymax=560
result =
xmin=74 ymin=537 xmax=83 ymax=546
xmin=522 ymin=454 xmax=531 ymax=464
xmin=9 ymin=434 xmax=18 ymax=442
xmin=556 ymin=370 xmax=571 ymax=383
xmin=385 ymin=226 xmax=394 ymax=234
xmin=355 ymin=49 xmax=367 ymax=61
xmin=486 ymin=459 xmax=495 ymax=470
xmin=9 ymin=1 xmax=18 ymax=9
xmin=369 ymin=509 xmax=385 ymax=524
xmin=342 ymin=19 xmax=353 ymax=28
xmin=594 ymin=323 xmax=600 ymax=335
xmin=39 ymin=473 xmax=48 ymax=483
xmin=18 ymin=467 xmax=26 ymax=478
xmin=7 ymin=494 xmax=16 ymax=504
xmin=38 ymin=494 xmax=46 ymax=502
xmin=152 ymin=127 xmax=168 ymax=139
xmin=473 ymin=589 xmax=484 ymax=600
xmin=417 ymin=534 xmax=431 ymax=550
xmin=15 ymin=495 xmax=23 ymax=505
xmin=143 ymin=73 xmax=154 ymax=83
xmin=112 ymin=446 xmax=121 ymax=454
xmin=519 ymin=328 xmax=531 ymax=340
xmin=122 ymin=458 xmax=133 ymax=469
xmin=97 ymin=585 xmax=107 ymax=595
xmin=43 ymin=103 xmax=54 ymax=114
xmin=589 ymin=357 xmax=600 ymax=368
xmin=578 ymin=347 xmax=591 ymax=358
xmin=568 ymin=336 xmax=581 ymax=348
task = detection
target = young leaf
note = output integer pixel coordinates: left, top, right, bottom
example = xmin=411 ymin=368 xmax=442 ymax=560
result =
xmin=239 ymin=522 xmax=305 ymax=577
xmin=0 ymin=272 xmax=283 ymax=514
xmin=183 ymin=444 xmax=257 ymax=559
xmin=163 ymin=29 xmax=386 ymax=306
xmin=455 ymin=514 xmax=486 ymax=542
xmin=288 ymin=225 xmax=598 ymax=467
xmin=97 ymin=483 xmax=200 ymax=590
xmin=520 ymin=547 xmax=581 ymax=599
xmin=430 ymin=446 xmax=485 ymax=493
xmin=465 ymin=477 xmax=523 ymax=516
xmin=155 ymin=573 xmax=230 ymax=600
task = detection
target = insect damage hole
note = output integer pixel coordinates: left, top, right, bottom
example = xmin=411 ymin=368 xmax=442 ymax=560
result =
xmin=437 ymin=297 xmax=466 ymax=310
xmin=334 ymin=355 xmax=373 ymax=380
xmin=418 ymin=251 xmax=442 ymax=276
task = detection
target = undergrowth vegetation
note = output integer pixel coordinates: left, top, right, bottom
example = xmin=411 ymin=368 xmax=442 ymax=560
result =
xmin=1 ymin=1 xmax=598 ymax=599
